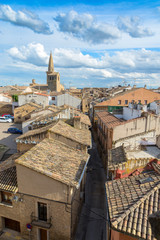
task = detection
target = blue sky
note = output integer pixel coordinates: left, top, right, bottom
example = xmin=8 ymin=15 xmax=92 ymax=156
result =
xmin=0 ymin=0 xmax=160 ymax=88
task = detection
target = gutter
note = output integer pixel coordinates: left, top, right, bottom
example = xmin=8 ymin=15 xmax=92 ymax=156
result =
xmin=76 ymin=155 xmax=90 ymax=189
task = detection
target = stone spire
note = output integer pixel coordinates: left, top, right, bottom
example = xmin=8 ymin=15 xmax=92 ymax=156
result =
xmin=48 ymin=52 xmax=54 ymax=72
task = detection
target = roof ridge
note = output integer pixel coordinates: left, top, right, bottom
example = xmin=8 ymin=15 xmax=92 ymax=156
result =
xmin=112 ymin=181 xmax=160 ymax=227
xmin=16 ymin=121 xmax=58 ymax=139
xmin=96 ymin=87 xmax=160 ymax=106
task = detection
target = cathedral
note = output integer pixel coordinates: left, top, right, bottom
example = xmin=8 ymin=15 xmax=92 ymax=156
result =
xmin=46 ymin=52 xmax=64 ymax=92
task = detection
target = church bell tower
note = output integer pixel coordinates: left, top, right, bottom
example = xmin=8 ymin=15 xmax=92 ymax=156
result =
xmin=46 ymin=52 xmax=63 ymax=92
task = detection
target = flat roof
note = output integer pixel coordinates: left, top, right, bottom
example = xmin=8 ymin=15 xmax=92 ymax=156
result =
xmin=125 ymin=146 xmax=160 ymax=160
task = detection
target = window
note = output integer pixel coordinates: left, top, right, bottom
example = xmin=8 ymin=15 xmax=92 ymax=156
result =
xmin=1 ymin=191 xmax=12 ymax=205
xmin=144 ymin=100 xmax=147 ymax=105
xmin=52 ymin=97 xmax=55 ymax=100
xmin=138 ymin=100 xmax=141 ymax=104
xmin=125 ymin=100 xmax=128 ymax=104
xmin=118 ymin=100 xmax=121 ymax=105
xmin=38 ymin=202 xmax=47 ymax=221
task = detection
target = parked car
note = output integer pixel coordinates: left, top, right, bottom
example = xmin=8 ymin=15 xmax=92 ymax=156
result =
xmin=0 ymin=117 xmax=12 ymax=123
xmin=2 ymin=114 xmax=14 ymax=117
xmin=4 ymin=115 xmax=14 ymax=122
xmin=7 ymin=128 xmax=22 ymax=134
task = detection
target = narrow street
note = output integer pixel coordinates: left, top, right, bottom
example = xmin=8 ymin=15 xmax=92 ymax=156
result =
xmin=75 ymin=136 xmax=107 ymax=240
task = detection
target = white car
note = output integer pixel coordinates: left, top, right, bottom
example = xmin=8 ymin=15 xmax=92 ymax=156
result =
xmin=0 ymin=117 xmax=12 ymax=123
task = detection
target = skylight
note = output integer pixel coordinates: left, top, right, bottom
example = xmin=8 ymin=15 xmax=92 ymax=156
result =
xmin=139 ymin=177 xmax=154 ymax=184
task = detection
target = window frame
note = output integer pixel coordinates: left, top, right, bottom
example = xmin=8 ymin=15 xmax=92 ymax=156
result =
xmin=1 ymin=191 xmax=12 ymax=205
xmin=38 ymin=202 xmax=47 ymax=221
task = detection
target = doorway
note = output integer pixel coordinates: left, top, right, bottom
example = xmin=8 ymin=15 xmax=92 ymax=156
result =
xmin=39 ymin=228 xmax=47 ymax=240
xmin=4 ymin=218 xmax=20 ymax=232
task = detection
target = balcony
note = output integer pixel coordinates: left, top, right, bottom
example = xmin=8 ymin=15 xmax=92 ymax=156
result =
xmin=31 ymin=212 xmax=52 ymax=229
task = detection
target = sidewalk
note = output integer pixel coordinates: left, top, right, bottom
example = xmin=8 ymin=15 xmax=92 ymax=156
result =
xmin=0 ymin=230 xmax=27 ymax=240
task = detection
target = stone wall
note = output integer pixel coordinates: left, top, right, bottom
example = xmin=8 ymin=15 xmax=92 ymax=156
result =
xmin=0 ymin=103 xmax=12 ymax=115
xmin=0 ymin=193 xmax=71 ymax=240
xmin=113 ymin=114 xmax=160 ymax=143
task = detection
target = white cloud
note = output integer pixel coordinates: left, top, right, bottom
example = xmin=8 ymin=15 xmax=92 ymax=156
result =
xmin=54 ymin=10 xmax=121 ymax=44
xmin=7 ymin=43 xmax=160 ymax=87
xmin=7 ymin=43 xmax=49 ymax=66
xmin=117 ymin=16 xmax=154 ymax=38
xmin=0 ymin=5 xmax=52 ymax=34
xmin=53 ymin=48 xmax=100 ymax=68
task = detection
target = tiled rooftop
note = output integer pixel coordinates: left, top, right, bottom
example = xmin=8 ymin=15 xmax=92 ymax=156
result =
xmin=0 ymin=152 xmax=24 ymax=172
xmin=106 ymin=168 xmax=160 ymax=240
xmin=96 ymin=88 xmax=160 ymax=106
xmin=78 ymin=113 xmax=91 ymax=126
xmin=49 ymin=120 xmax=91 ymax=146
xmin=96 ymin=111 xmax=123 ymax=128
xmin=0 ymin=166 xmax=17 ymax=192
xmin=16 ymin=138 xmax=89 ymax=187
xmin=15 ymin=103 xmax=42 ymax=117
xmin=30 ymin=112 xmax=60 ymax=125
xmin=17 ymin=120 xmax=91 ymax=146
xmin=108 ymin=146 xmax=127 ymax=170
xmin=17 ymin=121 xmax=57 ymax=139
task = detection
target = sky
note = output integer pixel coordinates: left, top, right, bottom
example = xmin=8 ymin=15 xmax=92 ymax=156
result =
xmin=0 ymin=0 xmax=160 ymax=88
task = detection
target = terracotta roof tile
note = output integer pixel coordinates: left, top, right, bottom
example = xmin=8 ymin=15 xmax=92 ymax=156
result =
xmin=14 ymin=103 xmax=42 ymax=117
xmin=17 ymin=121 xmax=57 ymax=139
xmin=16 ymin=138 xmax=89 ymax=187
xmin=96 ymin=88 xmax=160 ymax=107
xmin=0 ymin=166 xmax=17 ymax=192
xmin=49 ymin=120 xmax=91 ymax=146
xmin=108 ymin=146 xmax=127 ymax=170
xmin=96 ymin=111 xmax=123 ymax=128
xmin=0 ymin=152 xmax=24 ymax=172
xmin=106 ymin=169 xmax=160 ymax=240
xmin=17 ymin=120 xmax=91 ymax=146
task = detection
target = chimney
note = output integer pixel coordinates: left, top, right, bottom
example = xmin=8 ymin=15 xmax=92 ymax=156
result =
xmin=73 ymin=116 xmax=81 ymax=129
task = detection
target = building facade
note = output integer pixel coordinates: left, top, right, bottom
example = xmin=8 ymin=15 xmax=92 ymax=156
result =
xmin=93 ymin=88 xmax=160 ymax=124
xmin=0 ymin=138 xmax=90 ymax=240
